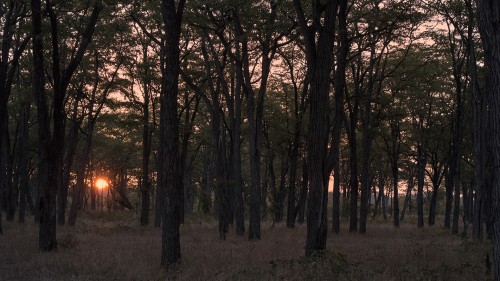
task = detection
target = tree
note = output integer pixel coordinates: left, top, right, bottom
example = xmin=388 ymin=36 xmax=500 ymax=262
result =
xmin=159 ymin=0 xmax=185 ymax=266
xmin=476 ymin=0 xmax=500 ymax=279
xmin=31 ymin=0 xmax=102 ymax=251
xmin=0 ymin=0 xmax=29 ymax=231
xmin=67 ymin=50 xmax=123 ymax=226
xmin=330 ymin=0 xmax=348 ymax=234
xmin=293 ymin=0 xmax=337 ymax=256
xmin=231 ymin=0 xmax=291 ymax=240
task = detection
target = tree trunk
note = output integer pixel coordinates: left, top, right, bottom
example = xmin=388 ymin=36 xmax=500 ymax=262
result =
xmin=268 ymin=149 xmax=278 ymax=222
xmin=276 ymin=155 xmax=288 ymax=223
xmin=286 ymin=122 xmax=301 ymax=228
xmin=400 ymin=172 xmax=414 ymax=222
xmin=469 ymin=0 xmax=485 ymax=240
xmin=32 ymin=0 xmax=57 ymax=251
xmin=33 ymin=0 xmax=101 ymax=249
xmin=230 ymin=46 xmax=245 ymax=236
xmin=199 ymin=155 xmax=212 ymax=214
xmin=68 ymin=52 xmax=102 ymax=226
xmin=472 ymin=64 xmax=486 ymax=240
xmin=451 ymin=168 xmax=461 ymax=234
xmin=381 ymin=179 xmax=387 ymax=221
xmin=214 ymin=120 xmax=229 ymax=240
xmin=237 ymin=21 xmax=264 ymax=240
xmin=140 ymin=43 xmax=152 ymax=225
xmin=159 ymin=0 xmax=185 ymax=266
xmin=1 ymin=112 xmax=14 ymax=221
xmin=154 ymin=152 xmax=164 ymax=227
xmin=297 ymin=158 xmax=308 ymax=224
xmin=373 ymin=171 xmax=387 ymax=220
xmin=359 ymin=42 xmax=379 ymax=234
xmin=444 ymin=167 xmax=453 ymax=228
xmin=428 ymin=186 xmax=438 ymax=226
xmin=18 ymin=103 xmax=29 ymax=223
xmin=348 ymin=111 xmax=359 ymax=232
xmin=477 ymin=1 xmax=500 ymax=278
xmin=58 ymin=95 xmax=80 ymax=225
xmin=331 ymin=0 xmax=348 ymax=234
xmin=68 ymin=134 xmax=92 ymax=226
xmin=392 ymin=163 xmax=400 ymax=227
xmin=294 ymin=0 xmax=337 ymax=256
xmin=417 ymin=144 xmax=425 ymax=228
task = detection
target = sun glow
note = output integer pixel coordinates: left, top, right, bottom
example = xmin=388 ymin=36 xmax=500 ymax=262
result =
xmin=96 ymin=178 xmax=109 ymax=190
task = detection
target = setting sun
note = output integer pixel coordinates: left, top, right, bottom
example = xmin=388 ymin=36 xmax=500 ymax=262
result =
xmin=95 ymin=179 xmax=108 ymax=190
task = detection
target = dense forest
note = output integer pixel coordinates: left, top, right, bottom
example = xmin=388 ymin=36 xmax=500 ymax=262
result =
xmin=1 ymin=0 xmax=500 ymax=280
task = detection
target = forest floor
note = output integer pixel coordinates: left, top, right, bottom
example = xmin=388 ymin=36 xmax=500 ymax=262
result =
xmin=0 ymin=211 xmax=492 ymax=281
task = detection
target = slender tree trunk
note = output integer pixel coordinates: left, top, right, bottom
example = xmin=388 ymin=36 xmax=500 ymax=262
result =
xmin=381 ymin=179 xmax=387 ymax=221
xmin=472 ymin=66 xmax=486 ymax=240
xmin=89 ymin=160 xmax=95 ymax=210
xmin=297 ymin=158 xmax=308 ymax=224
xmin=231 ymin=47 xmax=244 ymax=236
xmin=68 ymin=134 xmax=92 ymax=226
xmin=154 ymin=153 xmax=164 ymax=227
xmin=214 ymin=118 xmax=229 ymax=239
xmin=0 ymin=0 xmax=29 ymax=233
xmin=276 ymin=155 xmax=288 ymax=223
xmin=233 ymin=19 xmax=265 ymax=237
xmin=1 ymin=113 xmax=13 ymax=221
xmin=200 ymin=156 xmax=212 ymax=214
xmin=392 ymin=162 xmax=400 ymax=227
xmin=268 ymin=149 xmax=278 ymax=222
xmin=231 ymin=103 xmax=244 ymax=234
xmin=141 ymin=45 xmax=151 ymax=225
xmin=400 ymin=172 xmax=414 ymax=222
xmin=18 ymin=103 xmax=29 ymax=223
xmin=444 ymin=167 xmax=453 ymax=228
xmin=348 ymin=113 xmax=358 ymax=232
xmin=469 ymin=0 xmax=485 ymax=241
xmin=373 ymin=171 xmax=387 ymax=219
xmin=451 ymin=121 xmax=463 ymax=235
xmin=58 ymin=96 xmax=80 ymax=225
xmin=331 ymin=0 xmax=348 ymax=234
xmin=286 ymin=123 xmax=301 ymax=228
xmin=428 ymin=187 xmax=438 ymax=226
xmin=417 ymin=144 xmax=425 ymax=228
xmin=68 ymin=53 xmax=101 ymax=226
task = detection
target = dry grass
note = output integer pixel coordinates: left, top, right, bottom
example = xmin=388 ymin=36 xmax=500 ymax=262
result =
xmin=0 ymin=211 xmax=492 ymax=281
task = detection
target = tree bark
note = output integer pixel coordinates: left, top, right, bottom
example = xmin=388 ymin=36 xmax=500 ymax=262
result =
xmin=58 ymin=94 xmax=81 ymax=225
xmin=476 ymin=1 xmax=500 ymax=279
xmin=294 ymin=0 xmax=337 ymax=256
xmin=0 ymin=0 xmax=29 ymax=231
xmin=469 ymin=0 xmax=485 ymax=240
xmin=386 ymin=123 xmax=401 ymax=227
xmin=140 ymin=42 xmax=152 ymax=226
xmin=18 ymin=103 xmax=29 ymax=223
xmin=32 ymin=0 xmax=57 ymax=251
xmin=297 ymin=158 xmax=308 ymax=224
xmin=231 ymin=68 xmax=244 ymax=235
xmin=348 ymin=102 xmax=359 ymax=232
xmin=331 ymin=0 xmax=348 ymax=234
xmin=417 ymin=143 xmax=425 ymax=228
xmin=400 ymin=170 xmax=414 ymax=222
xmin=159 ymin=0 xmax=185 ymax=266
xmin=444 ymin=167 xmax=453 ymax=228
